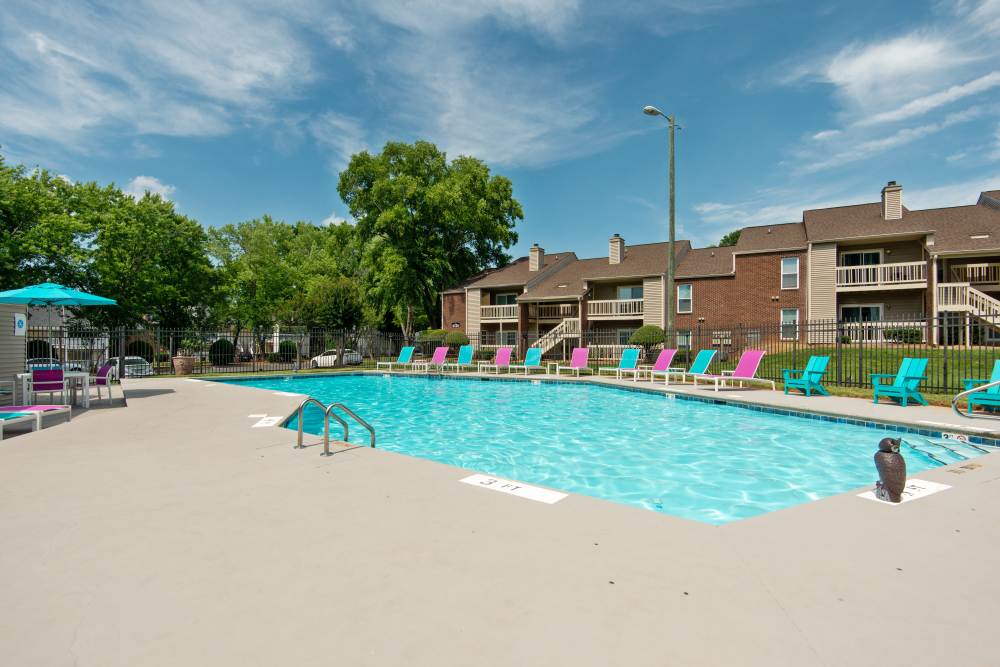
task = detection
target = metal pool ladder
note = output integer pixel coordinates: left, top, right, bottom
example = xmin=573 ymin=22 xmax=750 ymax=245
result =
xmin=951 ymin=379 xmax=1000 ymax=421
xmin=294 ymin=397 xmax=376 ymax=455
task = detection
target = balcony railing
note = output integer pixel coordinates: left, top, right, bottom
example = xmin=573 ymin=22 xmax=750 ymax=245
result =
xmin=835 ymin=261 xmax=926 ymax=289
xmin=480 ymin=304 xmax=518 ymax=320
xmin=951 ymin=263 xmax=1000 ymax=284
xmin=530 ymin=303 xmax=579 ymax=319
xmin=587 ymin=298 xmax=644 ymax=318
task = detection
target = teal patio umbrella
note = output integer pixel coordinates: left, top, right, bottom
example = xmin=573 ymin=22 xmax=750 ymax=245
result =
xmin=0 ymin=282 xmax=117 ymax=367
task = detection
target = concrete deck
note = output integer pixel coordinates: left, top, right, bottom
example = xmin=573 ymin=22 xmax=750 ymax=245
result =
xmin=1 ymin=375 xmax=998 ymax=666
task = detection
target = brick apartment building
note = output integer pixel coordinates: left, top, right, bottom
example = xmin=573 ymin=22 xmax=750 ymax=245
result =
xmin=442 ymin=182 xmax=1000 ymax=352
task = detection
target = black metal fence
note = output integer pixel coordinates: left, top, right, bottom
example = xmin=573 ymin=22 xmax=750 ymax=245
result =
xmin=24 ymin=313 xmax=1000 ymax=393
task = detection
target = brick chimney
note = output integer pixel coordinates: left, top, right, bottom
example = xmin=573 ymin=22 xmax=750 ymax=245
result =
xmin=881 ymin=181 xmax=903 ymax=220
xmin=528 ymin=243 xmax=544 ymax=271
xmin=609 ymin=234 xmax=625 ymax=264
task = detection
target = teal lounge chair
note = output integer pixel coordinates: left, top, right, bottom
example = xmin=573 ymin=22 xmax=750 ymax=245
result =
xmin=668 ymin=349 xmax=717 ymax=383
xmin=782 ymin=355 xmax=830 ymax=396
xmin=509 ymin=347 xmax=544 ymax=374
xmin=872 ymin=358 xmax=929 ymax=407
xmin=443 ymin=345 xmax=475 ymax=373
xmin=962 ymin=359 xmax=1000 ymax=415
xmin=376 ymin=346 xmax=415 ymax=371
xmin=597 ymin=348 xmax=641 ymax=379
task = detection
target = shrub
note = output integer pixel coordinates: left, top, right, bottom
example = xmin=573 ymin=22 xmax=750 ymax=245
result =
xmin=882 ymin=327 xmax=922 ymax=344
xmin=444 ymin=331 xmax=470 ymax=346
xmin=417 ymin=328 xmax=447 ymax=343
xmin=278 ymin=340 xmax=298 ymax=362
xmin=266 ymin=352 xmax=282 ymax=363
xmin=208 ymin=339 xmax=236 ymax=365
xmin=629 ymin=325 xmax=666 ymax=359
xmin=126 ymin=340 xmax=154 ymax=362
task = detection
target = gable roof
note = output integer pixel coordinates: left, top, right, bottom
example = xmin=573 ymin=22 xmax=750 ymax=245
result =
xmin=519 ymin=241 xmax=690 ymax=301
xmin=676 ymin=246 xmax=735 ymax=278
xmin=801 ymin=202 xmax=935 ymax=242
xmin=735 ymin=222 xmax=807 ymax=253
xmin=462 ymin=251 xmax=574 ymax=289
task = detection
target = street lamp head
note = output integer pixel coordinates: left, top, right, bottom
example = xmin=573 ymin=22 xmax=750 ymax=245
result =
xmin=643 ymin=105 xmax=663 ymax=117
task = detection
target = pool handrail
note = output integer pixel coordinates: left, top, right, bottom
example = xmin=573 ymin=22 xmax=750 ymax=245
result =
xmin=952 ymin=379 xmax=1000 ymax=421
xmin=294 ymin=397 xmax=375 ymax=454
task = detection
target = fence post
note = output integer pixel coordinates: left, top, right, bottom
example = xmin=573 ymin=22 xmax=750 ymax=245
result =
xmin=835 ymin=320 xmax=842 ymax=386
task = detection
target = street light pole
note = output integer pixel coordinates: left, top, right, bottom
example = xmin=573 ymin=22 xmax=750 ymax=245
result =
xmin=643 ymin=106 xmax=678 ymax=335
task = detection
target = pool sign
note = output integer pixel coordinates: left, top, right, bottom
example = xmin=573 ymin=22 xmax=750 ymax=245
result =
xmin=13 ymin=313 xmax=26 ymax=336
xmin=460 ymin=474 xmax=567 ymax=504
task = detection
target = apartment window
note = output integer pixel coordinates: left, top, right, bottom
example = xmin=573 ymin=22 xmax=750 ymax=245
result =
xmin=676 ymin=284 xmax=692 ymax=313
xmin=840 ymin=305 xmax=882 ymax=322
xmin=494 ymin=292 xmax=518 ymax=305
xmin=496 ymin=330 xmax=517 ymax=346
xmin=780 ymin=257 xmax=799 ymax=289
xmin=780 ymin=309 xmax=799 ymax=340
xmin=617 ymin=285 xmax=644 ymax=300
xmin=839 ymin=250 xmax=882 ymax=266
xmin=676 ymin=330 xmax=692 ymax=350
xmin=617 ymin=328 xmax=636 ymax=345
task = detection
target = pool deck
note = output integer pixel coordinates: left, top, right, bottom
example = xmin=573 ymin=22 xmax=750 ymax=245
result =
xmin=1 ymin=374 xmax=999 ymax=665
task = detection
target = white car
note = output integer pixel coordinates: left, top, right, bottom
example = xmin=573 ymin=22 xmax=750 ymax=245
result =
xmin=105 ymin=356 xmax=156 ymax=377
xmin=310 ymin=348 xmax=363 ymax=368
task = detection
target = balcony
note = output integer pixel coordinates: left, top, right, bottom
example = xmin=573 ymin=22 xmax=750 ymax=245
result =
xmin=835 ymin=261 xmax=927 ymax=291
xmin=587 ymin=298 xmax=644 ymax=319
xmin=479 ymin=304 xmax=518 ymax=321
xmin=529 ymin=303 xmax=579 ymax=319
xmin=951 ymin=263 xmax=1000 ymax=285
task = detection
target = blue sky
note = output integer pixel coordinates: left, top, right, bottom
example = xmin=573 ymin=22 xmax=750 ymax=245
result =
xmin=2 ymin=0 xmax=998 ymax=258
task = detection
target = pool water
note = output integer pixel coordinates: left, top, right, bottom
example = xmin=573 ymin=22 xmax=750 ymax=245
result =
xmin=221 ymin=374 xmax=990 ymax=524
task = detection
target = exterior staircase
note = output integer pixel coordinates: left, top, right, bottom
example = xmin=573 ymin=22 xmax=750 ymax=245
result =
xmin=536 ymin=317 xmax=581 ymax=353
xmin=938 ymin=283 xmax=1000 ymax=329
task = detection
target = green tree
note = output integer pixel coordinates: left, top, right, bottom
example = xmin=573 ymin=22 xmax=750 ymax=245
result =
xmin=207 ymin=216 xmax=300 ymax=348
xmin=717 ymin=229 xmax=741 ymax=247
xmin=337 ymin=140 xmax=521 ymax=339
xmin=88 ymin=192 xmax=216 ymax=328
xmin=288 ymin=274 xmax=363 ymax=330
xmin=0 ymin=157 xmax=93 ymax=289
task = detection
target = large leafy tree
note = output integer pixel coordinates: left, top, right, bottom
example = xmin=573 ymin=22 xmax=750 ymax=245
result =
xmin=88 ymin=192 xmax=216 ymax=328
xmin=0 ymin=157 xmax=93 ymax=289
xmin=337 ymin=141 xmax=521 ymax=339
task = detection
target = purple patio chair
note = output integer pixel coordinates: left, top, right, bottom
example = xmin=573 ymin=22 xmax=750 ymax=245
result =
xmin=478 ymin=346 xmax=513 ymax=374
xmin=27 ymin=368 xmax=69 ymax=404
xmin=91 ymin=363 xmax=115 ymax=404
xmin=555 ymin=347 xmax=592 ymax=377
xmin=693 ymin=350 xmax=774 ymax=392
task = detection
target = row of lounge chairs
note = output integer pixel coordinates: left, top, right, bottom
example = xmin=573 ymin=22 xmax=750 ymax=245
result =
xmin=374 ymin=346 xmax=1000 ymax=410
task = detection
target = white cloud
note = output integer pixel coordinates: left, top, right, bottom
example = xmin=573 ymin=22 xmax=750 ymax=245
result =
xmin=0 ymin=0 xmax=315 ymax=151
xmin=902 ymin=174 xmax=1000 ymax=209
xmin=321 ymin=211 xmax=353 ymax=226
xmin=124 ymin=175 xmax=175 ymax=200
xmin=307 ymin=112 xmax=368 ymax=170
xmin=856 ymin=70 xmax=1000 ymax=127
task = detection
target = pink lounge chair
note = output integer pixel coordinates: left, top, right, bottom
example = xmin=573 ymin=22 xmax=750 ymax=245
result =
xmin=27 ymin=369 xmax=70 ymax=404
xmin=555 ymin=347 xmax=592 ymax=377
xmin=618 ymin=348 xmax=677 ymax=383
xmin=693 ymin=350 xmax=775 ymax=391
xmin=478 ymin=346 xmax=513 ymax=374
xmin=0 ymin=405 xmax=72 ymax=430
xmin=413 ymin=346 xmax=449 ymax=373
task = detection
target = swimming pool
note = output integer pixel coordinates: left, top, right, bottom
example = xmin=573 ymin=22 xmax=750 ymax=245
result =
xmin=222 ymin=374 xmax=990 ymax=524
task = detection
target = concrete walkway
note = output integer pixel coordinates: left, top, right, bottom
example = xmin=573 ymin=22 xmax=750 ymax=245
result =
xmin=0 ymin=376 xmax=998 ymax=666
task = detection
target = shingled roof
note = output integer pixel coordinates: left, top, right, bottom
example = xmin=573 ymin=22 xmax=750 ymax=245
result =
xmin=735 ymin=222 xmax=807 ymax=253
xmin=462 ymin=251 xmax=574 ymax=289
xmin=520 ymin=241 xmax=690 ymax=301
xmin=802 ymin=202 xmax=935 ymax=242
xmin=676 ymin=246 xmax=735 ymax=278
